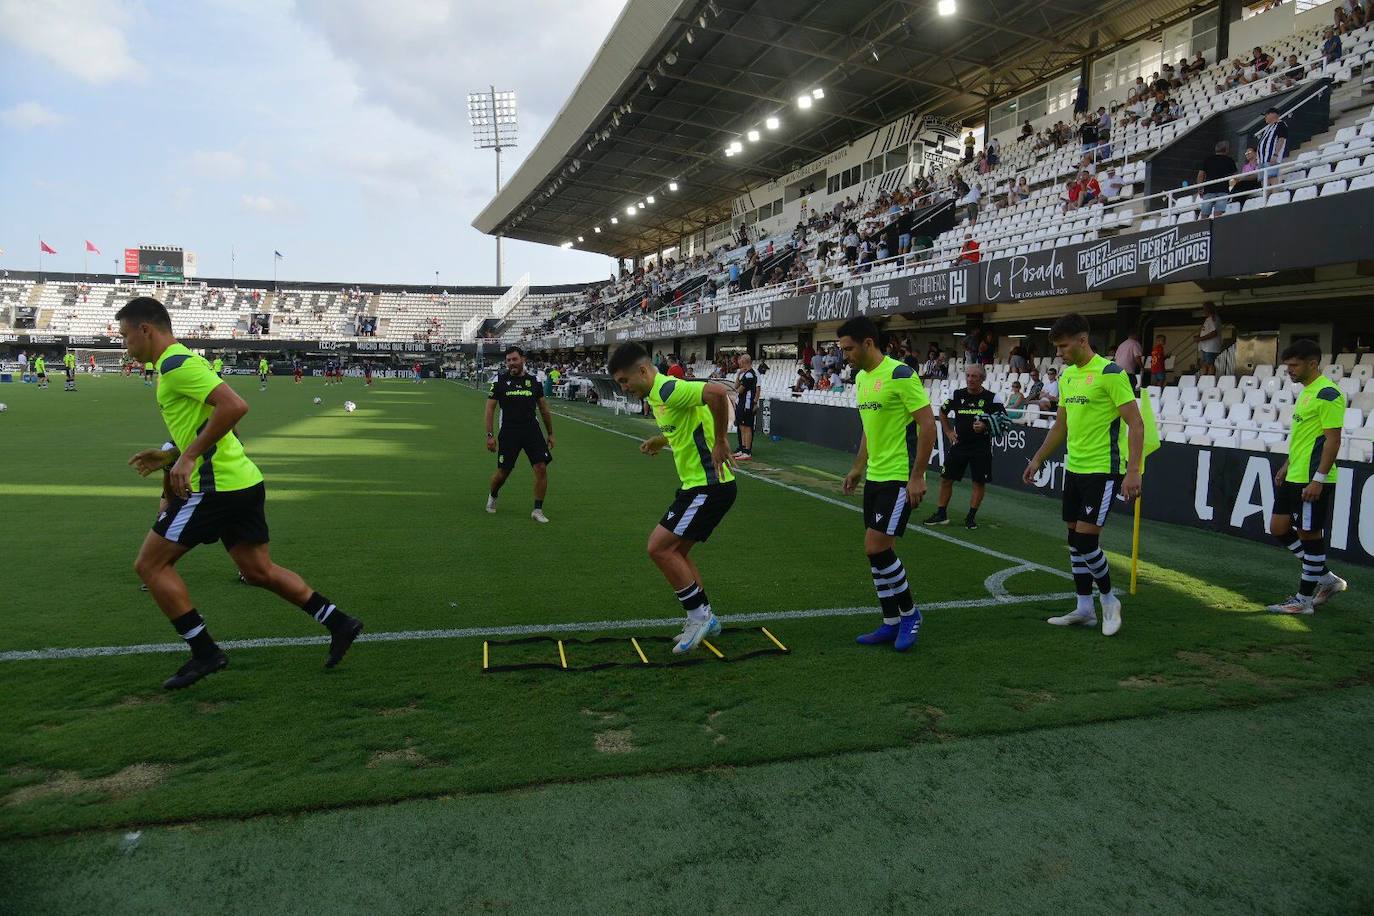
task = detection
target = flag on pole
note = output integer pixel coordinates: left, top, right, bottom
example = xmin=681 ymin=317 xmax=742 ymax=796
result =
xmin=40 ymin=240 xmax=57 ymax=255
xmin=274 ymin=250 xmax=284 ymax=259
xmin=85 ymin=240 xmax=100 ymax=254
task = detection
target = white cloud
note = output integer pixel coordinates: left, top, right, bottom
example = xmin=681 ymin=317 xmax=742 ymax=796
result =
xmin=189 ymin=149 xmax=248 ymax=179
xmin=240 ymin=194 xmax=278 ymax=213
xmin=0 ymin=0 xmax=143 ymax=83
xmin=1 ymin=101 xmax=65 ymax=128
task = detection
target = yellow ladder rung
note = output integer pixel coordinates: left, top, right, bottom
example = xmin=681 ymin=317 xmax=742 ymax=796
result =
xmin=759 ymin=627 xmax=788 ymax=652
xmin=701 ymin=640 xmax=724 ymax=659
xmin=482 ymin=641 xmax=489 ymax=670
xmin=557 ymin=640 xmax=568 ymax=669
xmin=630 ymin=637 xmax=649 ymax=665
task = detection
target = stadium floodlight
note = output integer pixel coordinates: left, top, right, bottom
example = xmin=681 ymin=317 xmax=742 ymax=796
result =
xmin=797 ymin=94 xmax=813 ymax=109
xmin=637 ymin=201 xmax=645 ymax=209
xmin=593 ymin=226 xmax=602 ymax=233
xmin=937 ymin=0 xmax=956 ymax=15
xmin=646 ymin=195 xmax=655 ymax=204
xmin=811 ymin=88 xmax=825 ymax=99
xmin=765 ymin=116 xmax=780 ymax=130
xmin=626 ymin=206 xmax=637 ymax=216
xmin=561 ymin=241 xmax=573 ymax=249
xmin=728 ymin=140 xmax=743 ymax=153
xmin=747 ymin=129 xmax=760 ymax=142
xmin=610 ymin=217 xmax=619 ymax=224
xmin=725 ymin=148 xmax=735 ymax=157
xmin=577 ymin=235 xmax=584 ymax=242
xmin=468 ymin=86 xmax=518 ymax=284
xmin=668 ymin=181 xmax=679 ymax=191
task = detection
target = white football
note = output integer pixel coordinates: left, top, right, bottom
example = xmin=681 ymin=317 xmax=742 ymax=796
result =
xmin=344 ymin=400 xmax=357 ymax=413
xmin=0 ymin=403 xmax=8 ymax=412
xmin=313 ymin=397 xmax=322 ymax=405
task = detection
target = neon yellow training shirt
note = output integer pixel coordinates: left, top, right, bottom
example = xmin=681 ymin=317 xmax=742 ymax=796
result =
xmin=64 ymin=354 xmax=75 ymax=370
xmin=1287 ymin=375 xmax=1345 ymax=484
xmin=258 ymin=358 xmax=269 ymax=374
xmin=212 ymin=358 xmax=223 ymax=373
xmin=1060 ymin=354 xmax=1136 ymax=475
xmin=854 ymin=355 xmax=931 ymax=482
xmin=648 ymin=373 xmax=733 ymax=489
xmin=34 ymin=357 xmax=45 ymax=373
xmin=156 ymin=343 xmax=263 ymax=493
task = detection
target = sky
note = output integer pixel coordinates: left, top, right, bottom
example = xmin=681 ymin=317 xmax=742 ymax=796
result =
xmin=0 ymin=0 xmax=624 ymax=287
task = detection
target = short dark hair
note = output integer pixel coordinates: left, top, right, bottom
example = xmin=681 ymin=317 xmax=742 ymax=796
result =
xmin=1048 ymin=313 xmax=1090 ymax=340
xmin=503 ymin=346 xmax=524 ymax=357
xmin=608 ymin=342 xmax=649 ymax=375
xmin=115 ymin=296 xmax=172 ymax=331
xmin=836 ymin=316 xmax=881 ymax=348
xmin=1281 ymin=338 xmax=1322 ymax=362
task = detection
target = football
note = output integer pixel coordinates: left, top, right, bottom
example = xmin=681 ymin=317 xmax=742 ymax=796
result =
xmin=0 ymin=403 xmax=8 ymax=412
xmin=344 ymin=400 xmax=357 ymax=413
xmin=313 ymin=397 xmax=323 ymax=405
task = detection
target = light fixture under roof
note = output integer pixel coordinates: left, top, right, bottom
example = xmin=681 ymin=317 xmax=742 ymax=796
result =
xmin=668 ymin=180 xmax=679 ymax=191
xmin=577 ymin=236 xmax=584 ymax=242
xmin=747 ymin=129 xmax=760 ymax=142
xmin=797 ymin=94 xmax=813 ymax=109
xmin=765 ymin=116 xmax=779 ymax=129
xmin=625 ymin=206 xmax=636 ymax=216
xmin=611 ymin=217 xmax=619 ymax=224
xmin=594 ymin=226 xmax=602 ymax=233
xmin=560 ymin=241 xmax=573 ymax=249
xmin=728 ymin=140 xmax=743 ymax=153
xmin=725 ymin=148 xmax=735 ymax=157
xmin=811 ymin=88 xmax=824 ymax=99
xmin=646 ymin=195 xmax=655 ymax=203
xmin=937 ymin=0 xmax=956 ymax=15
xmin=637 ymin=201 xmax=645 ymax=209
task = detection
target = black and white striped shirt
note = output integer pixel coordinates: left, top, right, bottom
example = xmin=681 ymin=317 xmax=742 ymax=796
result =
xmin=1256 ymin=119 xmax=1288 ymax=164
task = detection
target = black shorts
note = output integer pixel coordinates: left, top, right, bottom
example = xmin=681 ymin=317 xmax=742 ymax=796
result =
xmin=942 ymin=447 xmax=991 ymax=483
xmin=497 ymin=425 xmax=551 ymax=470
xmin=863 ymin=479 xmax=913 ymax=537
xmin=659 ymin=481 xmax=736 ymax=542
xmin=736 ymin=406 xmax=755 ymax=427
xmin=37 ymin=371 xmax=46 ymax=379
xmin=1273 ymin=480 xmax=1334 ymax=532
xmin=142 ymin=370 xmax=152 ymax=378
xmin=65 ymin=368 xmax=76 ymax=380
xmin=152 ymin=482 xmax=270 ymax=549
xmin=1062 ymin=471 xmax=1123 ymax=527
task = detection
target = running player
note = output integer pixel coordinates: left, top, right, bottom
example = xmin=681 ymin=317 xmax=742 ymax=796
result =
xmin=63 ymin=350 xmax=77 ymax=392
xmin=1266 ymin=338 xmax=1349 ymax=614
xmin=485 ymin=346 xmax=555 ymax=523
xmin=1023 ymin=313 xmax=1144 ymax=637
xmin=212 ymin=355 xmax=224 ymax=378
xmin=609 ymin=342 xmax=736 ymax=655
xmin=117 ymin=297 xmax=363 ymax=689
xmin=412 ymin=361 xmax=423 ymax=384
xmin=35 ymin=354 xmax=47 ymax=389
xmin=733 ymin=354 xmax=758 ymax=461
xmin=363 ymin=361 xmax=374 ymax=387
xmin=294 ymin=360 xmax=304 ymax=385
xmin=257 ymin=356 xmax=269 ymax=390
xmin=925 ymin=364 xmax=1005 ymax=530
xmin=837 ymin=317 xmax=936 ymax=652
xmin=88 ymin=354 xmax=97 ymax=375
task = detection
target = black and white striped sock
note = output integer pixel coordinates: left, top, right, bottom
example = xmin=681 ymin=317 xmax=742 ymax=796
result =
xmin=869 ymin=549 xmax=914 ymax=623
xmin=675 ymin=582 xmax=713 ymax=622
xmin=1076 ymin=534 xmax=1113 ymax=597
xmin=301 ymin=591 xmax=349 ymax=633
xmin=172 ymin=609 xmax=219 ymax=659
xmin=1299 ymin=543 xmax=1327 ymax=598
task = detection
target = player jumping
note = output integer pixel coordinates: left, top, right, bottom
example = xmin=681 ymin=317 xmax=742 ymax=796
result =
xmin=610 ymin=342 xmax=736 ymax=655
xmin=485 ymin=346 xmax=555 ymax=523
xmin=118 ymin=297 xmax=364 ymax=689
xmin=837 ymin=317 xmax=936 ymax=652
xmin=1266 ymin=338 xmax=1349 ymax=614
xmin=1023 ymin=313 xmax=1143 ymax=637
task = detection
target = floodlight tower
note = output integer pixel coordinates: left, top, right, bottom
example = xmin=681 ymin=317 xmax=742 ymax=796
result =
xmin=468 ymin=87 xmax=518 ymax=286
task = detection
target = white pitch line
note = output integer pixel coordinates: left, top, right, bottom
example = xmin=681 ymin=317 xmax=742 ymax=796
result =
xmin=550 ymin=407 xmax=1071 ymax=580
xmin=0 ymin=592 xmax=1076 ymax=663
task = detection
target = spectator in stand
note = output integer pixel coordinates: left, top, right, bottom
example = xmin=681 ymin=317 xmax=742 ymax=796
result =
xmin=1079 ymin=113 xmax=1099 ymax=156
xmin=817 ymin=371 xmax=832 ymax=391
xmin=1005 ymin=381 xmax=1027 ymax=418
xmin=1272 ymin=53 xmax=1307 ymax=89
xmin=964 ymin=131 xmax=976 ymax=162
xmin=1020 ymin=120 xmax=1034 ymax=142
xmin=1114 ymin=330 xmax=1144 ymax=378
xmin=1009 ymin=343 xmax=1028 ymax=373
xmin=792 ymin=366 xmax=815 ymax=392
xmin=1197 ymin=301 xmax=1223 ymax=377
xmin=843 ymin=226 xmax=860 ymax=265
xmin=801 ymin=341 xmax=815 ymax=369
xmin=987 ymin=136 xmax=1000 ymax=168
xmin=827 ymin=367 xmax=844 ymax=392
xmin=1197 ymin=141 xmax=1239 ymax=219
xmin=1100 ymin=167 xmax=1126 ymax=201
xmin=1150 ymin=334 xmax=1167 ymax=387
xmin=1230 ymin=147 xmax=1263 ymax=198
xmin=1079 ymin=170 xmax=1102 ymax=207
xmin=1027 ymin=368 xmax=1044 ymax=403
xmin=666 ymin=355 xmax=685 ymax=379
xmin=1322 ymin=27 xmax=1342 ymax=65
xmin=810 ymin=346 xmax=825 ymax=378
xmin=1037 ymin=367 xmax=1060 ymax=410
xmin=956 ymin=234 xmax=981 ymax=265
xmin=1256 ymin=107 xmax=1288 ymax=188
xmin=1063 ymin=174 xmax=1083 ymax=212
xmin=1014 ymin=176 xmax=1031 ymax=203
xmin=959 ymin=181 xmax=981 ymax=225
xmin=1251 ymin=46 xmax=1275 ymax=73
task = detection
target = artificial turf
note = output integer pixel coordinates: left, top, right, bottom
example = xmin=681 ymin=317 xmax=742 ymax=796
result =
xmin=0 ymin=373 xmax=1371 ymax=847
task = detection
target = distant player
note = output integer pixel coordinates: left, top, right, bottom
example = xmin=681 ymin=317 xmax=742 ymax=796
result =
xmin=88 ymin=354 xmax=97 ymax=375
xmin=1023 ymin=313 xmax=1144 ymax=637
xmin=364 ymin=362 xmax=374 ymax=387
xmin=143 ymin=361 xmax=155 ymax=386
xmin=124 ymin=360 xmax=133 ymax=378
xmin=732 ymin=354 xmax=758 ymax=461
xmin=35 ymin=355 xmax=47 ymax=389
xmin=63 ymin=350 xmax=77 ymax=392
xmin=412 ymin=361 xmax=423 ymax=384
xmin=1266 ymin=338 xmax=1349 ymax=614
xmin=837 ymin=317 xmax=936 ymax=652
xmin=117 ymin=297 xmax=363 ymax=689
xmin=925 ymin=364 xmax=1006 ymax=530
xmin=485 ymin=346 xmax=555 ymax=523
xmin=294 ymin=361 xmax=303 ymax=385
xmin=212 ymin=356 xmax=224 ymax=378
xmin=609 ymin=342 xmax=736 ymax=655
xmin=258 ymin=356 xmax=269 ymax=390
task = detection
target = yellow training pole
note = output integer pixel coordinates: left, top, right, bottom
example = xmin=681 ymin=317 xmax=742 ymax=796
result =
xmin=1130 ymin=496 xmax=1143 ymax=595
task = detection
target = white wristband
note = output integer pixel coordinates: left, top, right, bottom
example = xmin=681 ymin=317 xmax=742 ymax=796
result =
xmin=1312 ymin=471 xmax=1328 ymax=483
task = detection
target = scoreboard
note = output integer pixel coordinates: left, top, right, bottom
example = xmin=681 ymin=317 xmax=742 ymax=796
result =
xmin=123 ymin=246 xmax=195 ymax=281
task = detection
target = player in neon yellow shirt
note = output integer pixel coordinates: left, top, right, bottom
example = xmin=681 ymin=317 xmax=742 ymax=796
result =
xmin=1266 ymin=338 xmax=1349 ymax=615
xmin=258 ymin=357 xmax=270 ymax=391
xmin=63 ymin=351 xmax=77 ymax=391
xmin=117 ymin=296 xmax=364 ymax=689
xmin=212 ymin=356 xmax=224 ymax=377
xmin=34 ymin=355 xmax=47 ymax=389
xmin=610 ymin=342 xmax=735 ymax=655
xmin=1025 ymin=313 xmax=1144 ymax=637
xmin=143 ymin=360 xmax=155 ymax=386
xmin=838 ymin=317 xmax=936 ymax=653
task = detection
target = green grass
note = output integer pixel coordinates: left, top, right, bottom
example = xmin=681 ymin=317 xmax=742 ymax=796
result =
xmin=0 ymin=373 xmax=1371 ymax=909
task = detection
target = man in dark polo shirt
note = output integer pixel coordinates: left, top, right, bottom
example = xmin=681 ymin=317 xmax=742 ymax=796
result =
xmin=484 ymin=346 xmax=556 ymax=523
xmin=925 ymin=363 xmax=1006 ymax=530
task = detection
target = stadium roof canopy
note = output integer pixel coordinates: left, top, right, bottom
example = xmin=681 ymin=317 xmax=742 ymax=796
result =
xmin=472 ymin=0 xmax=1203 ymax=258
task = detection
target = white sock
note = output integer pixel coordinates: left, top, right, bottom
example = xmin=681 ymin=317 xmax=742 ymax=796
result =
xmin=689 ymin=604 xmax=713 ymax=623
xmin=1076 ymin=595 xmax=1095 ymax=614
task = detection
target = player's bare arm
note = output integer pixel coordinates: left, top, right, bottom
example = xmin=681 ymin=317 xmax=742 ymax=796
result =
xmin=169 ymin=383 xmax=248 ymax=497
xmin=702 ymin=382 xmax=735 ymax=475
xmin=129 ymin=446 xmax=180 ymax=477
xmin=843 ymin=434 xmax=868 ymax=495
xmin=484 ymin=399 xmax=498 ymax=452
xmin=1023 ymin=406 xmax=1068 ymax=484
xmin=907 ymin=405 xmax=936 ymax=506
xmin=538 ymin=397 xmax=555 ymax=450
xmin=640 ymin=434 xmax=668 ymax=456
xmin=1304 ymin=426 xmax=1341 ymax=502
xmin=1117 ymin=398 xmax=1145 ymax=500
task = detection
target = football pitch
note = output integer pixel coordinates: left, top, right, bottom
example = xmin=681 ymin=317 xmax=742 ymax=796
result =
xmin=1 ymin=374 xmax=1372 ymax=913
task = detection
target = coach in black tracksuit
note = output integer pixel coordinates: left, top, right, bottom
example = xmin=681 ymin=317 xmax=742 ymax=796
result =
xmin=485 ymin=346 xmax=556 ymax=523
xmin=925 ymin=363 xmax=1005 ymax=530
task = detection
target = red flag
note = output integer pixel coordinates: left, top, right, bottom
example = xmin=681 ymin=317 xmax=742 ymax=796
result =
xmin=85 ymin=240 xmax=100 ymax=254
xmin=40 ymin=240 xmax=57 ymax=255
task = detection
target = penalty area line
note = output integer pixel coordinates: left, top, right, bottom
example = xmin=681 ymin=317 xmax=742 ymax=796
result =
xmin=0 ymin=593 xmax=1075 ymax=663
xmin=549 ymin=407 xmax=1071 ymax=581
